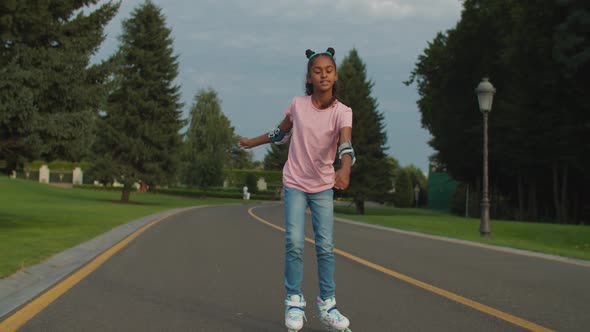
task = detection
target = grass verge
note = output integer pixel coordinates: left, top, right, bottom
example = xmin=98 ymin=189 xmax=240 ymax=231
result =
xmin=335 ymin=205 xmax=590 ymax=261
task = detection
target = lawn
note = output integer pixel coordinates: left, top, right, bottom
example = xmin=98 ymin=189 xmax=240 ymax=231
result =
xmin=0 ymin=177 xmax=239 ymax=278
xmin=335 ymin=205 xmax=590 ymax=261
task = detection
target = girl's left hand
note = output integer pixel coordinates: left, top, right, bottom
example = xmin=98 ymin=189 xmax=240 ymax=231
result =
xmin=334 ymin=168 xmax=350 ymax=190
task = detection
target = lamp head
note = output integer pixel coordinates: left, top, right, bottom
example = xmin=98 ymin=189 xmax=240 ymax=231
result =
xmin=475 ymin=77 xmax=496 ymax=113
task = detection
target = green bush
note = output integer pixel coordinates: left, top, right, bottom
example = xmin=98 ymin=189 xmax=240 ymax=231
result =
xmin=24 ymin=160 xmax=92 ymax=171
xmin=74 ymin=185 xmax=279 ymax=200
xmin=245 ymin=173 xmax=258 ymax=193
xmin=74 ymin=184 xmax=138 ymax=192
xmin=151 ymin=187 xmax=279 ymax=200
xmin=394 ymin=169 xmax=414 ymax=207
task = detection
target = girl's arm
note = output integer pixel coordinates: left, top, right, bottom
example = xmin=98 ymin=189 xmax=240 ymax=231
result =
xmin=338 ymin=127 xmax=353 ymax=169
xmin=334 ymin=127 xmax=353 ymax=190
xmin=239 ymin=116 xmax=293 ymax=149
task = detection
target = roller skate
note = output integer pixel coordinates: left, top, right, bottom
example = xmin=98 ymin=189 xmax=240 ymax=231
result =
xmin=285 ymin=294 xmax=307 ymax=332
xmin=316 ymin=296 xmax=352 ymax=332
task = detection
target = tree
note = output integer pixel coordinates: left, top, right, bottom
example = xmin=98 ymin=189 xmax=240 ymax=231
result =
xmin=404 ymin=165 xmax=428 ymax=207
xmin=183 ymin=88 xmax=233 ymax=187
xmin=407 ymin=0 xmax=590 ymax=223
xmin=92 ymin=0 xmax=184 ymax=203
xmin=0 ymin=0 xmax=119 ymax=170
xmin=394 ymin=169 xmax=413 ymax=208
xmin=337 ymin=49 xmax=393 ymax=214
xmin=263 ymin=143 xmax=289 ymax=170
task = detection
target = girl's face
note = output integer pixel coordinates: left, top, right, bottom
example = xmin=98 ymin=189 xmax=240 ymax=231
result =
xmin=307 ymin=55 xmax=338 ymax=94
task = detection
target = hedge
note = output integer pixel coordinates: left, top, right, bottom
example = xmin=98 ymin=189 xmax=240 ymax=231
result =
xmin=223 ymin=169 xmax=282 ymax=187
xmin=24 ymin=160 xmax=92 ymax=171
xmin=151 ymin=187 xmax=280 ymax=201
xmin=75 ymin=184 xmax=281 ymax=201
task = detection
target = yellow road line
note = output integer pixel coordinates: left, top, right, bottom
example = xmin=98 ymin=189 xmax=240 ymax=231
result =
xmin=248 ymin=207 xmax=555 ymax=332
xmin=0 ymin=208 xmax=195 ymax=332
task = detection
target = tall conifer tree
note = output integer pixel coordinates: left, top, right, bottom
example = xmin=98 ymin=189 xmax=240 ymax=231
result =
xmin=93 ymin=0 xmax=183 ymax=202
xmin=338 ymin=49 xmax=393 ymax=214
xmin=0 ymin=0 xmax=119 ymax=169
xmin=263 ymin=143 xmax=289 ymax=171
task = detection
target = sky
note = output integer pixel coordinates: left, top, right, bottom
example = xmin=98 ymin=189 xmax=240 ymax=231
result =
xmin=92 ymin=0 xmax=463 ymax=173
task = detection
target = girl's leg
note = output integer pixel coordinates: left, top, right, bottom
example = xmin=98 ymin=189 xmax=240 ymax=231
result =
xmin=283 ymin=186 xmax=308 ymax=296
xmin=308 ymin=188 xmax=335 ymax=300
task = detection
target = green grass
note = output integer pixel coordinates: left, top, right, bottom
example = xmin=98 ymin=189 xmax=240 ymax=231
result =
xmin=0 ymin=177 xmax=240 ymax=278
xmin=335 ymin=206 xmax=590 ymax=261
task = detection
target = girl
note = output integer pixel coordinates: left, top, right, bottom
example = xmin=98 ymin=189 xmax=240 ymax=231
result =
xmin=239 ymin=48 xmax=354 ymax=332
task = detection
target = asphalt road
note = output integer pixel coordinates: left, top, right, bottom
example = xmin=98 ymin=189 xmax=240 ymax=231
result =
xmin=7 ymin=203 xmax=590 ymax=331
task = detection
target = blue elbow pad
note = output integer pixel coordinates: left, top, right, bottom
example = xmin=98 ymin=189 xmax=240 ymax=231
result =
xmin=338 ymin=141 xmax=356 ymax=166
xmin=268 ymin=127 xmax=292 ymax=145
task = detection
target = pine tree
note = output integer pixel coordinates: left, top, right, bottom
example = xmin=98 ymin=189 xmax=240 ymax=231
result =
xmin=263 ymin=143 xmax=289 ymax=170
xmin=92 ymin=0 xmax=183 ymax=202
xmin=0 ymin=0 xmax=119 ymax=170
xmin=337 ymin=49 xmax=393 ymax=214
xmin=183 ymin=88 xmax=233 ymax=187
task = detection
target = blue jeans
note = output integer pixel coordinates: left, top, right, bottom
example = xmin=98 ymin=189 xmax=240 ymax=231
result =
xmin=283 ymin=186 xmax=335 ymax=300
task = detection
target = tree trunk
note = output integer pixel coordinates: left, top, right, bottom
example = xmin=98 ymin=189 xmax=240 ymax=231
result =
xmin=517 ymin=175 xmax=524 ymax=221
xmin=527 ymin=179 xmax=538 ymax=221
xmin=573 ymin=190 xmax=579 ymax=224
xmin=491 ymin=185 xmax=498 ymax=219
xmin=561 ymin=164 xmax=568 ymax=223
xmin=552 ymin=162 xmax=562 ymax=223
xmin=121 ymin=184 xmax=130 ymax=203
xmin=465 ymin=183 xmax=470 ymax=218
xmin=355 ymin=199 xmax=365 ymax=215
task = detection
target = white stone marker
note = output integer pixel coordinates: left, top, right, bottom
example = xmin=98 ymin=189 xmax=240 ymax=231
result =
xmin=257 ymin=177 xmax=267 ymax=191
xmin=72 ymin=167 xmax=83 ymax=185
xmin=39 ymin=165 xmax=50 ymax=183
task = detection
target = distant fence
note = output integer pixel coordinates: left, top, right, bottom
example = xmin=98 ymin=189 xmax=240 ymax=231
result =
xmin=428 ymin=171 xmax=459 ymax=213
xmin=10 ymin=165 xmax=84 ymax=185
xmin=7 ymin=163 xmax=282 ymax=193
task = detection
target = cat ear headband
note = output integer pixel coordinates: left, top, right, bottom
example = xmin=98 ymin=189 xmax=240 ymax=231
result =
xmin=306 ymin=47 xmax=335 ymax=61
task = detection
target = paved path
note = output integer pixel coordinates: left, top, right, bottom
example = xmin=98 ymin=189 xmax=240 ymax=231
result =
xmin=2 ymin=203 xmax=589 ymax=331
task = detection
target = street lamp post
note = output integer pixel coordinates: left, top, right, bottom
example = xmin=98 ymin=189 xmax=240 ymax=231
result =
xmin=475 ymin=77 xmax=495 ymax=238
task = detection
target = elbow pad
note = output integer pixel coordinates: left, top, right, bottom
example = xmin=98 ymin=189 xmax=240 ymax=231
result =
xmin=268 ymin=127 xmax=292 ymax=145
xmin=338 ymin=141 xmax=356 ymax=166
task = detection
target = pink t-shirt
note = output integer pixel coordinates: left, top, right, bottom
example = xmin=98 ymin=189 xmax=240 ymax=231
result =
xmin=282 ymin=96 xmax=353 ymax=193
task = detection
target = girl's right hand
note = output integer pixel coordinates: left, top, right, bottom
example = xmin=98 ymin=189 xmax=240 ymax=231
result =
xmin=239 ymin=137 xmax=253 ymax=149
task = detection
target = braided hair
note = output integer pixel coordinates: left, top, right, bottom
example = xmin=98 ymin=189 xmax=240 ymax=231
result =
xmin=305 ymin=47 xmax=338 ymax=101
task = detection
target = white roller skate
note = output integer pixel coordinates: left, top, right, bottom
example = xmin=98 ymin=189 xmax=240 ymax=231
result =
xmin=285 ymin=294 xmax=307 ymax=332
xmin=316 ymin=296 xmax=352 ymax=332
